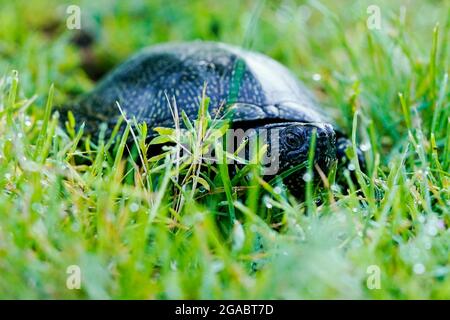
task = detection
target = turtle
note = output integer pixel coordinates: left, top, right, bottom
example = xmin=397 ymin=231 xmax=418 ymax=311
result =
xmin=61 ymin=41 xmax=362 ymax=196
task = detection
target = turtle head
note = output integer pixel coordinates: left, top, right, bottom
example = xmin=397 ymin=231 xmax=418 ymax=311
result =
xmin=280 ymin=122 xmax=336 ymax=170
xmin=254 ymin=122 xmax=337 ymax=195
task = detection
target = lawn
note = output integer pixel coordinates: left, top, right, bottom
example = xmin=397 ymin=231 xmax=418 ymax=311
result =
xmin=0 ymin=0 xmax=448 ymax=299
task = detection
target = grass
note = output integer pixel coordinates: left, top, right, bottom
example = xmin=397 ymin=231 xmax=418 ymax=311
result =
xmin=0 ymin=0 xmax=449 ymax=299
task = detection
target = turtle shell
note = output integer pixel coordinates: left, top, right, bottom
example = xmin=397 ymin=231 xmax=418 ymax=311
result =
xmin=67 ymin=41 xmax=332 ymax=134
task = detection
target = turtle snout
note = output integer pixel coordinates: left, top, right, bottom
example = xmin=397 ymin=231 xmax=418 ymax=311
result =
xmin=316 ymin=125 xmax=335 ymax=148
xmin=315 ymin=125 xmax=337 ymax=170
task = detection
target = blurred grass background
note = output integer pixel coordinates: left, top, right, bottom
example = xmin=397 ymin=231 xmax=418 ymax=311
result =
xmin=0 ymin=0 xmax=448 ymax=299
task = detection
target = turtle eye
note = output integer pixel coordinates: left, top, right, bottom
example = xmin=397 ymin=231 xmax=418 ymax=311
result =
xmin=285 ymin=132 xmax=302 ymax=149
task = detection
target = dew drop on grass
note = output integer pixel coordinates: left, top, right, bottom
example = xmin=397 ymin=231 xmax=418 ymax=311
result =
xmin=331 ymin=184 xmax=340 ymax=192
xmin=352 ymin=208 xmax=358 ymax=213
xmin=302 ymin=172 xmax=312 ymax=182
xmin=232 ymin=220 xmax=245 ymax=251
xmin=263 ymin=196 xmax=273 ymax=209
xmin=360 ymin=143 xmax=371 ymax=152
xmin=273 ymin=186 xmax=282 ymax=194
xmin=427 ymin=225 xmax=438 ymax=237
xmin=129 ymin=202 xmax=139 ymax=212
xmin=25 ymin=119 xmax=32 ymax=127
xmin=211 ymin=260 xmax=224 ymax=273
xmin=413 ymin=263 xmax=425 ymax=275
xmin=348 ymin=163 xmax=356 ymax=171
xmin=410 ymin=247 xmax=420 ymax=259
xmin=71 ymin=223 xmax=80 ymax=232
xmin=312 ymin=73 xmax=321 ymax=81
